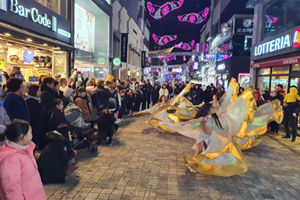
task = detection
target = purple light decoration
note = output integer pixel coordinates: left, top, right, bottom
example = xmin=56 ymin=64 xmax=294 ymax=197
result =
xmin=265 ymin=15 xmax=278 ymax=24
xmin=177 ymin=7 xmax=209 ymax=24
xmin=196 ymin=43 xmax=200 ymax=52
xmin=152 ymin=34 xmax=177 ymax=46
xmin=183 ymin=56 xmax=186 ymax=61
xmin=147 ymin=0 xmax=184 ymax=20
xmin=174 ymin=40 xmax=195 ymax=50
xmin=205 ymin=43 xmax=209 ymax=52
xmin=159 ymin=55 xmax=176 ymax=62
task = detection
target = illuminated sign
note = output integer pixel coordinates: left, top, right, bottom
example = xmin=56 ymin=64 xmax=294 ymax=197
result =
xmin=57 ymin=29 xmax=71 ymax=38
xmin=294 ymin=27 xmax=300 ymax=48
xmin=105 ymin=0 xmax=111 ymax=4
xmin=9 ymin=0 xmax=53 ymax=29
xmin=217 ymin=64 xmax=225 ymax=70
xmin=113 ymin=58 xmax=121 ymax=66
xmin=97 ymin=57 xmax=105 ymax=65
xmin=254 ymin=34 xmax=291 ymax=56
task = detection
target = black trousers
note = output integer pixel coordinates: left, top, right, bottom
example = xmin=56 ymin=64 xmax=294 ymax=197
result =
xmin=283 ymin=110 xmax=297 ymax=139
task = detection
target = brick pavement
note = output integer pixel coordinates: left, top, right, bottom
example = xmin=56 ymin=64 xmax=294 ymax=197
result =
xmin=44 ymin=115 xmax=300 ymax=200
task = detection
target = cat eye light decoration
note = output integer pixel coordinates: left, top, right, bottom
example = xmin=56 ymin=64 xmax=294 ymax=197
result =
xmin=152 ymin=34 xmax=178 ymax=46
xmin=159 ymin=55 xmax=176 ymax=63
xmin=147 ymin=0 xmax=184 ymax=20
xmin=265 ymin=15 xmax=278 ymax=24
xmin=174 ymin=40 xmax=195 ymax=50
xmin=177 ymin=7 xmax=209 ymax=24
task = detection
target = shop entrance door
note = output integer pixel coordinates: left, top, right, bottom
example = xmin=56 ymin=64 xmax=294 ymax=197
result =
xmin=289 ymin=74 xmax=300 ymax=93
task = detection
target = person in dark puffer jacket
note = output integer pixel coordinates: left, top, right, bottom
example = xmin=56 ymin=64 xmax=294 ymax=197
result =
xmin=38 ymin=124 xmax=75 ymax=184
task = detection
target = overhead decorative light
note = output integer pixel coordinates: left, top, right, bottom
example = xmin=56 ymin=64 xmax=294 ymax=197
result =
xmin=4 ymin=33 xmax=11 ymax=36
xmin=178 ymin=7 xmax=209 ymax=24
xmin=42 ymin=43 xmax=48 ymax=46
xmin=128 ymin=70 xmax=131 ymax=76
xmin=174 ymin=40 xmax=195 ymax=50
xmin=137 ymin=71 xmax=140 ymax=76
xmin=26 ymin=38 xmax=33 ymax=42
xmin=147 ymin=0 xmax=184 ymax=20
xmin=152 ymin=34 xmax=177 ymax=46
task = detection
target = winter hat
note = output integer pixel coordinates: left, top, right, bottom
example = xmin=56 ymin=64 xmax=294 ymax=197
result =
xmin=106 ymin=75 xmax=115 ymax=83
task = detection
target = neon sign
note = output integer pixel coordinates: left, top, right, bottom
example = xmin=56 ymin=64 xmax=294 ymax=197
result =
xmin=152 ymin=34 xmax=177 ymax=45
xmin=147 ymin=0 xmax=184 ymax=20
xmin=265 ymin=15 xmax=278 ymax=24
xmin=294 ymin=27 xmax=300 ymax=48
xmin=254 ymin=34 xmax=291 ymax=56
xmin=113 ymin=58 xmax=121 ymax=66
xmin=174 ymin=40 xmax=195 ymax=50
xmin=177 ymin=7 xmax=209 ymax=24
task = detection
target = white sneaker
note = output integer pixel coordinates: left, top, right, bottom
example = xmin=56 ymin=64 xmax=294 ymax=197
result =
xmin=121 ymin=118 xmax=125 ymax=121
xmin=188 ymin=166 xmax=197 ymax=173
xmin=115 ymin=119 xmax=122 ymax=124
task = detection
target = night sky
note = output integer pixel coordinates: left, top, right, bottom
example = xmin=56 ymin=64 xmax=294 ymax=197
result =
xmin=146 ymin=0 xmax=211 ymax=51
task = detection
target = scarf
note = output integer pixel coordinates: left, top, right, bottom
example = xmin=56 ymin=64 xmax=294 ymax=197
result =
xmin=26 ymin=95 xmax=41 ymax=103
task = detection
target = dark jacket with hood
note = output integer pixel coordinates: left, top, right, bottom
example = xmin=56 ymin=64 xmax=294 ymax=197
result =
xmin=92 ymin=86 xmax=114 ymax=110
xmin=41 ymin=86 xmax=57 ymax=116
xmin=38 ymin=131 xmax=74 ymax=184
xmin=3 ymin=92 xmax=30 ymax=122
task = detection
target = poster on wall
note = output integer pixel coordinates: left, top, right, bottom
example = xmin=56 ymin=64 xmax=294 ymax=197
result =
xmin=74 ymin=4 xmax=95 ymax=52
xmin=239 ymin=73 xmax=250 ymax=88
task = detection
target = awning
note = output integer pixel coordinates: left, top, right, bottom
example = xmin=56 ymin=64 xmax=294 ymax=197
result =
xmin=251 ymin=55 xmax=300 ymax=68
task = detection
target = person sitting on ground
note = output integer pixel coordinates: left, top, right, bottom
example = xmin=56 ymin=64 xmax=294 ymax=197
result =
xmin=38 ymin=123 xmax=76 ymax=184
xmin=3 ymin=77 xmax=30 ymax=122
xmin=0 ymin=120 xmax=47 ymax=200
xmin=50 ymin=99 xmax=66 ymax=131
xmin=75 ymin=87 xmax=91 ymax=122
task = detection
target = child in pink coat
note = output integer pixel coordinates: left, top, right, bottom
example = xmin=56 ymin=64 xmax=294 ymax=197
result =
xmin=0 ymin=119 xmax=47 ymax=200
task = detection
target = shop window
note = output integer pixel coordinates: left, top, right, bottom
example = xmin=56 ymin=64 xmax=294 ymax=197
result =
xmin=262 ymin=0 xmax=300 ymax=40
xmin=290 ymin=77 xmax=300 ymax=89
xmin=35 ymin=0 xmax=60 ymax=14
xmin=272 ymin=65 xmax=289 ymax=74
xmin=271 ymin=76 xmax=289 ymax=92
xmin=292 ymin=64 xmax=300 ymax=71
xmin=257 ymin=76 xmax=270 ymax=91
xmin=258 ymin=68 xmax=270 ymax=75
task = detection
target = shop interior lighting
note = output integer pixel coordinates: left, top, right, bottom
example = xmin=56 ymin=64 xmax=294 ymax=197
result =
xmin=4 ymin=33 xmax=11 ymax=37
xmin=54 ymin=47 xmax=61 ymax=50
xmin=26 ymin=38 xmax=33 ymax=42
xmin=6 ymin=43 xmax=12 ymax=46
xmin=41 ymin=43 xmax=48 ymax=46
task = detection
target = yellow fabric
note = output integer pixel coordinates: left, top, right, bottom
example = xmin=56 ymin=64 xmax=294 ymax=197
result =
xmin=283 ymin=87 xmax=300 ymax=103
xmin=185 ymin=141 xmax=248 ymax=177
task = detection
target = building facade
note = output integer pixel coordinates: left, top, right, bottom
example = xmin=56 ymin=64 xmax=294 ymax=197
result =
xmin=112 ymin=0 xmax=150 ymax=82
xmin=199 ymin=0 xmax=253 ymax=88
xmin=248 ymin=0 xmax=300 ymax=93
xmin=73 ymin=0 xmax=112 ymax=80
xmin=0 ymin=0 xmax=73 ymax=81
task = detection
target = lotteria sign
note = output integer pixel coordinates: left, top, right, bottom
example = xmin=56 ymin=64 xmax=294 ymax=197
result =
xmin=254 ymin=34 xmax=291 ymax=56
xmin=253 ymin=27 xmax=300 ymax=59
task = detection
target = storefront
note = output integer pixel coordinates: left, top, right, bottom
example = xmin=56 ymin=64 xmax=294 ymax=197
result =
xmin=249 ymin=0 xmax=300 ymax=92
xmin=0 ymin=0 xmax=73 ymax=81
xmin=74 ymin=0 xmax=111 ymax=80
xmin=211 ymin=15 xmax=253 ymax=87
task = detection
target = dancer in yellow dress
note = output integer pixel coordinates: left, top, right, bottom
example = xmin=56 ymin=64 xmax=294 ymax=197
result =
xmin=161 ymin=78 xmax=276 ymax=176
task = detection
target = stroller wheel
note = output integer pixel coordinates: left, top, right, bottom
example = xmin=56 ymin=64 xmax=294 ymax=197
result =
xmin=89 ymin=144 xmax=98 ymax=153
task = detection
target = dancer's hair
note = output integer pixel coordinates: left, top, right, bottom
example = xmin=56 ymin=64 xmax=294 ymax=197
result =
xmin=195 ymin=103 xmax=223 ymax=129
xmin=158 ymin=95 xmax=166 ymax=102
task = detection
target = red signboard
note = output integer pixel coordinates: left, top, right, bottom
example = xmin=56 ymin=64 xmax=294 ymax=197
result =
xmin=130 ymin=78 xmax=137 ymax=82
xmin=251 ymin=56 xmax=300 ymax=68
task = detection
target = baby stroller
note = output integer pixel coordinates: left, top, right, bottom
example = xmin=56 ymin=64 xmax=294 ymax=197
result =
xmin=65 ymin=104 xmax=98 ymax=152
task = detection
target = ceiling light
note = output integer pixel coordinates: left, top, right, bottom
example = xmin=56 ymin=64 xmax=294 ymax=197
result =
xmin=54 ymin=47 xmax=61 ymax=50
xmin=41 ymin=43 xmax=48 ymax=46
xmin=7 ymin=43 xmax=12 ymax=46
xmin=4 ymin=33 xmax=11 ymax=36
xmin=26 ymin=38 xmax=32 ymax=42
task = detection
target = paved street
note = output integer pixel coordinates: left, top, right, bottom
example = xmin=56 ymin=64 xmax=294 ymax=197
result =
xmin=44 ymin=115 xmax=300 ymax=200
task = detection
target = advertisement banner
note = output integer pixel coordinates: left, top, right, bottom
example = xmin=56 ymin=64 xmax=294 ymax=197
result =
xmin=141 ymin=51 xmax=146 ymax=68
xmin=234 ymin=18 xmax=253 ymax=35
xmin=121 ymin=33 xmax=128 ymax=62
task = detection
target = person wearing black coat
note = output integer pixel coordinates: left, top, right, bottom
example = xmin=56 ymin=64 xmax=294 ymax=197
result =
xmin=203 ymin=86 xmax=212 ymax=103
xmin=126 ymin=89 xmax=135 ymax=116
xmin=38 ymin=124 xmax=75 ymax=184
xmin=26 ymin=85 xmax=47 ymax=149
xmin=151 ymin=85 xmax=159 ymax=105
xmin=269 ymin=90 xmax=284 ymax=134
xmin=49 ymin=99 xmax=66 ymax=131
